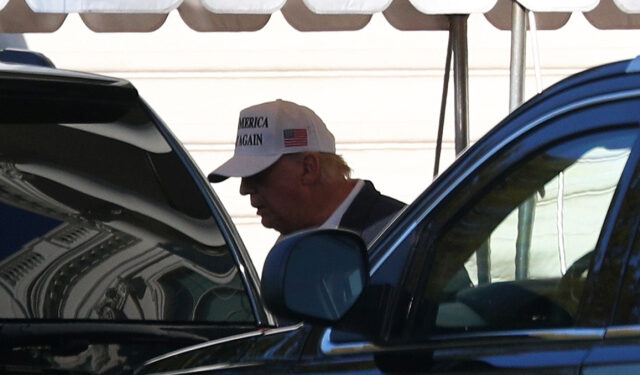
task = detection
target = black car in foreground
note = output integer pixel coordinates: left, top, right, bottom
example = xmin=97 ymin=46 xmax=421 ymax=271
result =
xmin=137 ymin=55 xmax=640 ymax=375
xmin=0 ymin=50 xmax=275 ymax=374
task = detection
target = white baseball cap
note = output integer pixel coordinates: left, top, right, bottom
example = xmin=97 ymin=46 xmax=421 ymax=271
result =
xmin=208 ymin=99 xmax=336 ymax=182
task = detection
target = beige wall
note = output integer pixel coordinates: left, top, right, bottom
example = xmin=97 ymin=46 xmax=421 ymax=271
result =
xmin=20 ymin=11 xmax=640 ymax=271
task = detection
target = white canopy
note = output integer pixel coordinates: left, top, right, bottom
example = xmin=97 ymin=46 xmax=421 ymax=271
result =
xmin=517 ymin=0 xmax=598 ymax=12
xmin=1 ymin=0 xmax=639 ymax=33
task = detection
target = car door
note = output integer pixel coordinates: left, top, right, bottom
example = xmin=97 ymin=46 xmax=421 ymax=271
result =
xmin=581 ymin=177 xmax=640 ymax=374
xmin=305 ymin=84 xmax=640 ymax=375
xmin=0 ymin=72 xmax=270 ymax=374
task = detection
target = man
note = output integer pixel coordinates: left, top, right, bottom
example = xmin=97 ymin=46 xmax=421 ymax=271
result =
xmin=208 ymin=99 xmax=404 ymax=245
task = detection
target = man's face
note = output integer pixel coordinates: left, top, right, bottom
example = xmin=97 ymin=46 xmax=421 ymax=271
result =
xmin=239 ymin=154 xmax=307 ymax=234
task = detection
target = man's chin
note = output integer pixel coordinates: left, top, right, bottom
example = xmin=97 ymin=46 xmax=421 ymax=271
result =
xmin=262 ymin=219 xmax=297 ymax=236
xmin=260 ymin=216 xmax=281 ymax=232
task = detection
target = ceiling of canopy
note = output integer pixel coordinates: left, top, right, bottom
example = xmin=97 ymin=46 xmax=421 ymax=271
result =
xmin=0 ymin=0 xmax=639 ymax=33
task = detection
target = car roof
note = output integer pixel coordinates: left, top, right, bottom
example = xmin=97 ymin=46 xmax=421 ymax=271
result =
xmin=0 ymin=60 xmax=131 ymax=87
xmin=0 ymin=59 xmax=139 ymax=124
xmin=507 ymin=56 xmax=640 ymax=124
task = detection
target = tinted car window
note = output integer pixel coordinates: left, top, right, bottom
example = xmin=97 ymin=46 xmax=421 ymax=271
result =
xmin=0 ymin=103 xmax=254 ymax=323
xmin=405 ymin=129 xmax=635 ymax=338
xmin=612 ymin=173 xmax=640 ymax=326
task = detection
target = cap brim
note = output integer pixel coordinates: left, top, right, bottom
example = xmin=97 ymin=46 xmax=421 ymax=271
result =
xmin=207 ymin=173 xmax=229 ymax=183
xmin=207 ymin=153 xmax=282 ymax=183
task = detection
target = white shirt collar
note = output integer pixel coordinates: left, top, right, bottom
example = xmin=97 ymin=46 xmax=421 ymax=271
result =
xmin=319 ymin=179 xmax=364 ymax=229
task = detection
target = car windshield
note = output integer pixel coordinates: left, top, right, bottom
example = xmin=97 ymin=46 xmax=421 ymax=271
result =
xmin=0 ymin=99 xmax=254 ymax=323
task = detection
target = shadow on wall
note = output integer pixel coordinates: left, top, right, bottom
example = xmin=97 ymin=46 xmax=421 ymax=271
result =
xmin=0 ymin=34 xmax=27 ymax=49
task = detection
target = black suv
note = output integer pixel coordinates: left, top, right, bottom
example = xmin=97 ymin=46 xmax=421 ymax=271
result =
xmin=138 ymin=56 xmax=640 ymax=375
xmin=0 ymin=51 xmax=275 ymax=374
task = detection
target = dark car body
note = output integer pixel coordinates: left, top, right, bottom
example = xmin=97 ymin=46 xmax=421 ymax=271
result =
xmin=0 ymin=56 xmax=275 ymax=374
xmin=138 ymin=56 xmax=640 ymax=375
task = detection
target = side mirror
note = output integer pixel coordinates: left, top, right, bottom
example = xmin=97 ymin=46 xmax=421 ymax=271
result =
xmin=261 ymin=229 xmax=369 ymax=325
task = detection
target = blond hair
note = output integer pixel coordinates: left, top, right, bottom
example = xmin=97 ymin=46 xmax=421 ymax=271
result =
xmin=318 ymin=152 xmax=351 ymax=181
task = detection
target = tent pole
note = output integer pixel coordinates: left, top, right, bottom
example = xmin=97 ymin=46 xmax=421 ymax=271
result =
xmin=451 ymin=14 xmax=469 ymax=155
xmin=510 ymin=1 xmax=534 ymax=280
xmin=433 ymin=29 xmax=453 ymax=179
xmin=509 ymin=1 xmax=526 ymax=112
xmin=451 ymin=14 xmax=491 ymax=283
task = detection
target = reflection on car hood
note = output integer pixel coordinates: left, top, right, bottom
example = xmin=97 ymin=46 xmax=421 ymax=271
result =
xmin=0 ymin=322 xmax=259 ymax=375
xmin=136 ymin=323 xmax=310 ymax=375
xmin=16 ymin=162 xmax=225 ymax=247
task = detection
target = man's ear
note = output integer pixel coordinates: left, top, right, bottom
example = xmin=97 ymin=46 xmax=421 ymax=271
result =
xmin=301 ymin=153 xmax=321 ymax=185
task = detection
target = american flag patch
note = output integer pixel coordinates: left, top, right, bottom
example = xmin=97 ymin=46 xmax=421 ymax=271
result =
xmin=283 ymin=129 xmax=308 ymax=147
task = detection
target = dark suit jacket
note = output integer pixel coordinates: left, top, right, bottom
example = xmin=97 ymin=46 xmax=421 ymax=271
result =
xmin=339 ymin=180 xmax=405 ymax=245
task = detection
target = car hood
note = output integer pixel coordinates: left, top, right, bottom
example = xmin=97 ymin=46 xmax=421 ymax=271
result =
xmin=135 ymin=323 xmax=310 ymax=375
xmin=0 ymin=323 xmax=264 ymax=375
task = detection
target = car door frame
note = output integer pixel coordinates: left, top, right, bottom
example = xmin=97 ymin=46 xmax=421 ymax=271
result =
xmin=144 ymin=101 xmax=275 ymax=327
xmin=313 ymin=85 xmax=640 ymax=374
xmin=581 ymin=129 xmax=640 ymax=374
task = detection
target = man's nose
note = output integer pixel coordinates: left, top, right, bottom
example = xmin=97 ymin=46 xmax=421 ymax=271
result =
xmin=240 ymin=177 xmax=254 ymax=196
